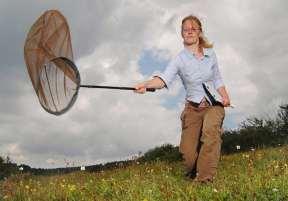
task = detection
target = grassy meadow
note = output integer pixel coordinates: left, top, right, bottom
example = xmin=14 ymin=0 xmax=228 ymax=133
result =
xmin=1 ymin=145 xmax=288 ymax=201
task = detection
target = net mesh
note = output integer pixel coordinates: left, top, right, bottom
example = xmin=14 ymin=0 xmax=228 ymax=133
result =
xmin=24 ymin=10 xmax=80 ymax=115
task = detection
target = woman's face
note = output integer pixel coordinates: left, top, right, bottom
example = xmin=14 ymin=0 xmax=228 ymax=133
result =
xmin=181 ymin=19 xmax=201 ymax=46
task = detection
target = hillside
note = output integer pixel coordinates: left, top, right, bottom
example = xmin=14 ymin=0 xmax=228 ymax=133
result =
xmin=1 ymin=145 xmax=288 ymax=201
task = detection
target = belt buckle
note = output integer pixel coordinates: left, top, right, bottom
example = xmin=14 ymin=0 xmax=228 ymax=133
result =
xmin=199 ymin=99 xmax=210 ymax=108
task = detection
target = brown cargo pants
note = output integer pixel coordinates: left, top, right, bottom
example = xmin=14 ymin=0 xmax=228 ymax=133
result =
xmin=179 ymin=102 xmax=225 ymax=182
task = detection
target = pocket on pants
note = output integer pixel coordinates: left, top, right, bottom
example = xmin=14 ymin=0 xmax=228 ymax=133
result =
xmin=214 ymin=106 xmax=225 ymax=127
xmin=208 ymin=106 xmax=225 ymax=131
xmin=180 ymin=109 xmax=187 ymax=129
xmin=181 ymin=109 xmax=200 ymax=130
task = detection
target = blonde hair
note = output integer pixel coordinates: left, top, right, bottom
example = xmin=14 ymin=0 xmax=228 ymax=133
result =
xmin=181 ymin=15 xmax=213 ymax=48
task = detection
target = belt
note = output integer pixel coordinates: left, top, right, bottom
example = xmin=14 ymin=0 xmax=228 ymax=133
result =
xmin=187 ymin=99 xmax=210 ymax=108
xmin=187 ymin=101 xmax=200 ymax=108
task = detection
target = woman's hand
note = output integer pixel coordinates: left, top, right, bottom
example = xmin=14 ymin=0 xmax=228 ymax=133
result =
xmin=134 ymin=82 xmax=147 ymax=94
xmin=134 ymin=77 xmax=165 ymax=94
xmin=217 ymin=86 xmax=231 ymax=107
xmin=221 ymin=96 xmax=231 ymax=107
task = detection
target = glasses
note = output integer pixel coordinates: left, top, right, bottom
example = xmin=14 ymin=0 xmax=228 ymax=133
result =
xmin=182 ymin=28 xmax=200 ymax=33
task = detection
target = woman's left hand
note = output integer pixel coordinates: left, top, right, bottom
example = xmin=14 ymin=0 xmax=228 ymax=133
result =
xmin=221 ymin=96 xmax=230 ymax=107
xmin=217 ymin=86 xmax=231 ymax=107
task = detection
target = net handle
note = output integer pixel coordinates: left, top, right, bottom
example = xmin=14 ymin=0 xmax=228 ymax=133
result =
xmin=80 ymin=85 xmax=156 ymax=92
xmin=54 ymin=57 xmax=156 ymax=92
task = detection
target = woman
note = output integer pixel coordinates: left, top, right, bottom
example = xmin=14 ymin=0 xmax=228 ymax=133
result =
xmin=134 ymin=15 xmax=230 ymax=183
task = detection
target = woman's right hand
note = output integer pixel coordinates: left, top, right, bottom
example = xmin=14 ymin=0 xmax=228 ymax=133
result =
xmin=134 ymin=77 xmax=165 ymax=94
xmin=134 ymin=82 xmax=147 ymax=94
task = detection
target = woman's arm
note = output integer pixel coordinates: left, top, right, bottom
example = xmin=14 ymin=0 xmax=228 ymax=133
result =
xmin=134 ymin=77 xmax=165 ymax=94
xmin=217 ymin=86 xmax=231 ymax=107
xmin=134 ymin=55 xmax=180 ymax=94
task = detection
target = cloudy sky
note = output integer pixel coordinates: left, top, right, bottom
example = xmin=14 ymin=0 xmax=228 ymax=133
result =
xmin=0 ymin=0 xmax=287 ymax=168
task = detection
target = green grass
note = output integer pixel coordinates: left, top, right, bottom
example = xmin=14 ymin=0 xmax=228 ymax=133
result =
xmin=1 ymin=146 xmax=288 ymax=201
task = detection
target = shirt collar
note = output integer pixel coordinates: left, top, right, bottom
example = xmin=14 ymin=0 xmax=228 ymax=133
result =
xmin=183 ymin=47 xmax=213 ymax=58
xmin=203 ymin=48 xmax=213 ymax=57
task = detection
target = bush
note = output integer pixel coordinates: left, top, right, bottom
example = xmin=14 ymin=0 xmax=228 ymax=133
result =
xmin=221 ymin=104 xmax=288 ymax=154
xmin=138 ymin=144 xmax=182 ymax=163
xmin=0 ymin=156 xmax=18 ymax=180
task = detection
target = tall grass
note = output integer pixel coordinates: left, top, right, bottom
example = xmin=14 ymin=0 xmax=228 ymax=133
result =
xmin=1 ymin=146 xmax=288 ymax=201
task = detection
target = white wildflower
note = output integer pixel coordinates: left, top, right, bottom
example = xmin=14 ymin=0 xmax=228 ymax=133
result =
xmin=272 ymin=188 xmax=278 ymax=192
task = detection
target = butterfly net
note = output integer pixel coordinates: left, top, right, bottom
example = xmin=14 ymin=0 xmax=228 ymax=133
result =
xmin=24 ymin=10 xmax=80 ymax=115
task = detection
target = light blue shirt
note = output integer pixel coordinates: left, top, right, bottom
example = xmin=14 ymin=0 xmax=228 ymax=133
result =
xmin=156 ymin=47 xmax=224 ymax=104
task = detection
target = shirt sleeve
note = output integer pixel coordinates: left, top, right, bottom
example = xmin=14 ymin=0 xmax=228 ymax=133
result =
xmin=212 ymin=52 xmax=225 ymax=90
xmin=154 ymin=56 xmax=180 ymax=89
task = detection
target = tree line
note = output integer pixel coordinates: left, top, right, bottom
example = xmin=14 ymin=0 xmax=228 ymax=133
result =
xmin=1 ymin=104 xmax=287 ymax=180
